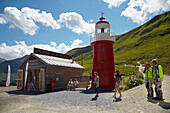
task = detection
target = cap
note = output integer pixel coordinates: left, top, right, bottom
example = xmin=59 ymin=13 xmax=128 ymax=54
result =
xmin=152 ymin=59 xmax=157 ymax=63
xmin=116 ymin=70 xmax=119 ymax=72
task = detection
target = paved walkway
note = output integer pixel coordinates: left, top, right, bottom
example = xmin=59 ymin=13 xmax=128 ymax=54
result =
xmin=0 ymin=76 xmax=170 ymax=113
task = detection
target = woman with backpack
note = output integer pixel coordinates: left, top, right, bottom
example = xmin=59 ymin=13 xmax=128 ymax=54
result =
xmin=113 ymin=70 xmax=122 ymax=98
xmin=143 ymin=62 xmax=155 ymax=98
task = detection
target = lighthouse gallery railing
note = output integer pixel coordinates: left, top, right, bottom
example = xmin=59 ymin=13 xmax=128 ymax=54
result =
xmin=90 ymin=33 xmax=116 ymax=43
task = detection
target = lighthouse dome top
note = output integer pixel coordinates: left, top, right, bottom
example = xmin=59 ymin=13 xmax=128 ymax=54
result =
xmin=96 ymin=17 xmax=109 ymax=25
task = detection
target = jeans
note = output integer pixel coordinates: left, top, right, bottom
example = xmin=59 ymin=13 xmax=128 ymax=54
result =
xmin=145 ymin=78 xmax=153 ymax=97
xmin=94 ymin=84 xmax=98 ymax=93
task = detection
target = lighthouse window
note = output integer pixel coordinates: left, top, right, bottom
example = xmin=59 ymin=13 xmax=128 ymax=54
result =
xmin=105 ymin=28 xmax=109 ymax=33
xmin=102 ymin=48 xmax=105 ymax=52
xmin=101 ymin=28 xmax=104 ymax=33
xmin=102 ymin=73 xmax=105 ymax=76
xmin=97 ymin=29 xmax=101 ymax=33
xmin=102 ymin=59 xmax=105 ymax=63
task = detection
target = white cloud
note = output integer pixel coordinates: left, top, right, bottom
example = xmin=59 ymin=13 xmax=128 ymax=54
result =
xmin=121 ymin=0 xmax=170 ymax=24
xmin=1 ymin=7 xmax=39 ymax=35
xmin=21 ymin=7 xmax=61 ymax=30
xmin=56 ymin=43 xmax=70 ymax=53
xmin=0 ymin=16 xmax=7 ymax=24
xmin=70 ymin=39 xmax=83 ymax=48
xmin=9 ymin=24 xmax=15 ymax=29
xmin=0 ymin=7 xmax=95 ymax=35
xmin=58 ymin=12 xmax=95 ymax=34
xmin=89 ymin=19 xmax=94 ymax=23
xmin=0 ymin=39 xmax=87 ymax=60
xmin=50 ymin=41 xmax=57 ymax=47
xmin=0 ymin=7 xmax=61 ymax=35
xmin=103 ymin=0 xmax=127 ymax=8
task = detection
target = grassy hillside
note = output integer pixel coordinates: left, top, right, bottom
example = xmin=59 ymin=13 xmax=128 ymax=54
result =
xmin=67 ymin=11 xmax=170 ymax=75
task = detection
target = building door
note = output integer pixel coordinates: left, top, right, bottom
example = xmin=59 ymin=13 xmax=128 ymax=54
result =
xmin=17 ymin=69 xmax=23 ymax=89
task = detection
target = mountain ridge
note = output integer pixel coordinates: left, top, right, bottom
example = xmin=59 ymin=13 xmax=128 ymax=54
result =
xmin=0 ymin=58 xmax=6 ymax=63
xmin=0 ymin=55 xmax=28 ymax=74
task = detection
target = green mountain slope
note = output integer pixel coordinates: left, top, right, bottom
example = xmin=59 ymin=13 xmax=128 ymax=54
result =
xmin=67 ymin=11 xmax=170 ymax=75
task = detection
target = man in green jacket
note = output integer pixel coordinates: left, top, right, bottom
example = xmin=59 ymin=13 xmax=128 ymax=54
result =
xmin=152 ymin=59 xmax=164 ymax=100
xmin=143 ymin=62 xmax=155 ymax=98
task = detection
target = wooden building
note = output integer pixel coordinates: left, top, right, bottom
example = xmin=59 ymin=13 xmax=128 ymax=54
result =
xmin=17 ymin=48 xmax=85 ymax=92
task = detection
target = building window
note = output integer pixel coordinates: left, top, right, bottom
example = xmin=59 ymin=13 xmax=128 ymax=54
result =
xmin=102 ymin=73 xmax=105 ymax=76
xmin=102 ymin=59 xmax=105 ymax=63
xmin=102 ymin=48 xmax=105 ymax=52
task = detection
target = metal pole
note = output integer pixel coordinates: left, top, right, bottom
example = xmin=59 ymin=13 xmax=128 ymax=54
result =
xmin=81 ymin=48 xmax=83 ymax=66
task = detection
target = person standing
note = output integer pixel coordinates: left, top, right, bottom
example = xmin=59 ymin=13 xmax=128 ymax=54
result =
xmin=94 ymin=72 xmax=99 ymax=97
xmin=113 ymin=70 xmax=122 ymax=98
xmin=143 ymin=62 xmax=155 ymax=98
xmin=152 ymin=59 xmax=164 ymax=100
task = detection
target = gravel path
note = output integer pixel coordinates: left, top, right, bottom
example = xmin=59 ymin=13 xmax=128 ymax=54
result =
xmin=0 ymin=76 xmax=170 ymax=113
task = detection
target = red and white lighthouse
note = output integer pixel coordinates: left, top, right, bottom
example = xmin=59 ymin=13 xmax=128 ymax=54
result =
xmin=90 ymin=15 xmax=116 ymax=90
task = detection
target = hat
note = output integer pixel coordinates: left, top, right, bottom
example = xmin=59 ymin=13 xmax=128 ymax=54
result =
xmin=116 ymin=70 xmax=119 ymax=72
xmin=152 ymin=59 xmax=157 ymax=63
xmin=94 ymin=71 xmax=98 ymax=74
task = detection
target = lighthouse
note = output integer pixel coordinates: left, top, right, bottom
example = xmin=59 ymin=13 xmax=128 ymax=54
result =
xmin=90 ymin=13 xmax=116 ymax=91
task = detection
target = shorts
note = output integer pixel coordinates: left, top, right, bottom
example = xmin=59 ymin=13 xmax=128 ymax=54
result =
xmin=116 ymin=82 xmax=120 ymax=86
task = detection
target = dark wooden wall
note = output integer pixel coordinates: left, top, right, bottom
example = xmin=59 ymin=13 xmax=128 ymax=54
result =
xmin=45 ymin=65 xmax=84 ymax=90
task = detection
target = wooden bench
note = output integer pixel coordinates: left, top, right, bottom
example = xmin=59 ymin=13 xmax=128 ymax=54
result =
xmin=74 ymin=82 xmax=90 ymax=90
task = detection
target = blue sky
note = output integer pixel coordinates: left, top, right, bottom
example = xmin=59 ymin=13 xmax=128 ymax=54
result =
xmin=0 ymin=0 xmax=169 ymax=60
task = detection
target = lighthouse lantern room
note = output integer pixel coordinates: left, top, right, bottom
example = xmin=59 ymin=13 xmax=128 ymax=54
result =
xmin=90 ymin=14 xmax=116 ymax=91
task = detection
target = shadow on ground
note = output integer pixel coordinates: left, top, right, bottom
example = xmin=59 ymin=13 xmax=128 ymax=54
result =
xmin=6 ymin=90 xmax=44 ymax=95
xmin=5 ymin=89 xmax=65 ymax=95
xmin=113 ymin=97 xmax=122 ymax=102
xmin=159 ymin=102 xmax=170 ymax=109
xmin=91 ymin=97 xmax=98 ymax=101
xmin=147 ymin=98 xmax=170 ymax=110
xmin=80 ymin=88 xmax=114 ymax=95
xmin=80 ymin=90 xmax=95 ymax=94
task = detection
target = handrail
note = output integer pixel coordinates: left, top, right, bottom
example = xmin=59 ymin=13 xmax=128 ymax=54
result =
xmin=90 ymin=33 xmax=116 ymax=43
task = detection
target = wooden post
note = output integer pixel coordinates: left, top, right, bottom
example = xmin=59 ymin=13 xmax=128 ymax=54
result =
xmin=37 ymin=69 xmax=39 ymax=90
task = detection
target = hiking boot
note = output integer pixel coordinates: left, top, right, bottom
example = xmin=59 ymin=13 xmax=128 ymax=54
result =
xmin=95 ymin=95 xmax=99 ymax=98
xmin=158 ymin=97 xmax=163 ymax=100
xmin=147 ymin=94 xmax=150 ymax=97
xmin=152 ymin=97 xmax=159 ymax=100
